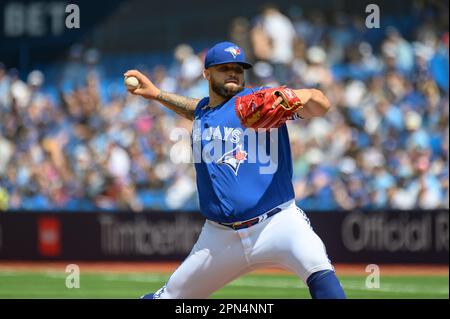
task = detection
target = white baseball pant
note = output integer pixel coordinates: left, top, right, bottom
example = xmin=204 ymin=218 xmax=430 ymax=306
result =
xmin=153 ymin=199 xmax=334 ymax=298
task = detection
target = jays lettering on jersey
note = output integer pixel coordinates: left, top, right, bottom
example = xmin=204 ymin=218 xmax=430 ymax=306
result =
xmin=192 ymin=87 xmax=295 ymax=223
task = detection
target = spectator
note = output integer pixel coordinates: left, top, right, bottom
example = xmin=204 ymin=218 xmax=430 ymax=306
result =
xmin=251 ymin=4 xmax=297 ymax=81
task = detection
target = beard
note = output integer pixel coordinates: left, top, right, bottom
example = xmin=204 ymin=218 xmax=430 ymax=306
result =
xmin=210 ymin=77 xmax=245 ymax=99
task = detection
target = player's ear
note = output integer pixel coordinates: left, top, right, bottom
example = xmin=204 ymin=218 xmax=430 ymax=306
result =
xmin=203 ymin=69 xmax=210 ymax=81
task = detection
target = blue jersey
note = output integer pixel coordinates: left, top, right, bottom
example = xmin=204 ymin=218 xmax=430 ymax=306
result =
xmin=192 ymin=87 xmax=295 ymax=223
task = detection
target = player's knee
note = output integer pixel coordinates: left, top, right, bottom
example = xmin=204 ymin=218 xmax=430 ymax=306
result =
xmin=307 ymin=270 xmax=346 ymax=299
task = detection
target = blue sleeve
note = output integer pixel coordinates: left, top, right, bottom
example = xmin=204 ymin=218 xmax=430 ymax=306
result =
xmin=194 ymin=97 xmax=209 ymax=118
xmin=255 ymin=86 xmax=271 ymax=91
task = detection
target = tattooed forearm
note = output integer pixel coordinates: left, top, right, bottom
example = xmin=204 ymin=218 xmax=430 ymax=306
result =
xmin=156 ymin=91 xmax=199 ymax=120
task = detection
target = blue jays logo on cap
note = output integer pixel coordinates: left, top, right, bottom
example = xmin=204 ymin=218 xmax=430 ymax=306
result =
xmin=204 ymin=41 xmax=252 ymax=69
xmin=224 ymin=46 xmax=241 ymax=58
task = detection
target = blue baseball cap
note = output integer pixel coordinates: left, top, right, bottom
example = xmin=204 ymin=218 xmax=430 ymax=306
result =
xmin=204 ymin=41 xmax=252 ymax=69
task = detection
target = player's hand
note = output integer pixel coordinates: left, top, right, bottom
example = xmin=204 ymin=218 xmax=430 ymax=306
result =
xmin=124 ymin=69 xmax=161 ymax=100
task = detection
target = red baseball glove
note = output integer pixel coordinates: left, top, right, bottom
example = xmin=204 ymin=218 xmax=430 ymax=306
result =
xmin=235 ymin=86 xmax=303 ymax=129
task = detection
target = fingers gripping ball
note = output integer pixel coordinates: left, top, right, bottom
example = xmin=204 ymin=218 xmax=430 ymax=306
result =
xmin=235 ymin=86 xmax=303 ymax=129
xmin=124 ymin=76 xmax=140 ymax=90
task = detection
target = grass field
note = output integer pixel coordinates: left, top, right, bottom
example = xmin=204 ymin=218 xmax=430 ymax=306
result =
xmin=0 ymin=263 xmax=448 ymax=299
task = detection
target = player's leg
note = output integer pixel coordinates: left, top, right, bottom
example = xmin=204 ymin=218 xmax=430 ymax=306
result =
xmin=141 ymin=220 xmax=251 ymax=299
xmin=285 ymin=206 xmax=346 ymax=298
xmin=306 ymin=269 xmax=346 ymax=299
xmin=249 ymin=203 xmax=345 ymax=299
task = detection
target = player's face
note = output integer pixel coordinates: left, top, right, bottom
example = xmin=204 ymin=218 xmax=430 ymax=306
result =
xmin=206 ymin=63 xmax=245 ymax=99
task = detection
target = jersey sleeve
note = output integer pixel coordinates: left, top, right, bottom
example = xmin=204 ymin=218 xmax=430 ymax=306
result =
xmin=253 ymin=85 xmax=271 ymax=91
xmin=194 ymin=97 xmax=209 ymax=118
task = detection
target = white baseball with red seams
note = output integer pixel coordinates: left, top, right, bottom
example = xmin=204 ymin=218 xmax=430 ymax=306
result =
xmin=153 ymin=199 xmax=334 ymax=298
xmin=124 ymin=76 xmax=140 ymax=90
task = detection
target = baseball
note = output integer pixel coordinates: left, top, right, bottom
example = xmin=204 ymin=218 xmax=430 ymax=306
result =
xmin=124 ymin=76 xmax=140 ymax=90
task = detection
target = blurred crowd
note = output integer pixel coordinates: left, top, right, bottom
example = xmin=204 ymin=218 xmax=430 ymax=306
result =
xmin=0 ymin=3 xmax=448 ymax=212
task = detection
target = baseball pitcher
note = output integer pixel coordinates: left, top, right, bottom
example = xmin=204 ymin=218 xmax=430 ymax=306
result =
xmin=125 ymin=41 xmax=346 ymax=299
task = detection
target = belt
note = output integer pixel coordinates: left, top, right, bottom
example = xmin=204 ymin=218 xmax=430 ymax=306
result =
xmin=218 ymin=207 xmax=282 ymax=230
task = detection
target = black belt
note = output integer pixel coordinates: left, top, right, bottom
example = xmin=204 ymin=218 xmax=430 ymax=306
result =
xmin=218 ymin=207 xmax=282 ymax=230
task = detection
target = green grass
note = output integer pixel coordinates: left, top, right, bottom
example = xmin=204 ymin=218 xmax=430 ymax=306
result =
xmin=0 ymin=270 xmax=447 ymax=299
